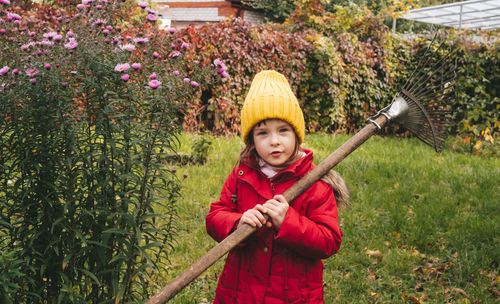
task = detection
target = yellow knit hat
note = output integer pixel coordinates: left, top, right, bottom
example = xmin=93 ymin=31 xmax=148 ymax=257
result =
xmin=241 ymin=70 xmax=305 ymax=143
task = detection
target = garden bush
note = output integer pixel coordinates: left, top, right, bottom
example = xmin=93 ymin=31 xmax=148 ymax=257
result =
xmin=177 ymin=0 xmax=497 ymax=152
xmin=451 ymin=32 xmax=499 ymax=155
xmin=288 ymin=2 xmax=408 ymax=132
xmin=174 ymin=18 xmax=313 ymax=135
xmin=0 ymin=0 xmax=222 ymax=302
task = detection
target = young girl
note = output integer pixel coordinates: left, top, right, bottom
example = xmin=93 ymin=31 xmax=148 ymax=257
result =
xmin=206 ymin=70 xmax=349 ymax=304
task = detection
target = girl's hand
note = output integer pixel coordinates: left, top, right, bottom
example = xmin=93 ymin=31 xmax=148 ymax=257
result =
xmin=263 ymin=195 xmax=289 ymax=231
xmin=237 ymin=204 xmax=268 ymax=229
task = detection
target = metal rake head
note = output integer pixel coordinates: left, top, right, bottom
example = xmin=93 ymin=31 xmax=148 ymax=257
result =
xmin=384 ymin=32 xmax=456 ymax=152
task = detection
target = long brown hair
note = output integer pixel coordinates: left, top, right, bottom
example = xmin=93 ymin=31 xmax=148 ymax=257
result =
xmin=239 ymin=120 xmax=302 ymax=171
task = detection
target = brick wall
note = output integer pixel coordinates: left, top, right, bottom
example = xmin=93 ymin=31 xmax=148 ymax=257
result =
xmin=154 ymin=0 xmax=262 ymax=26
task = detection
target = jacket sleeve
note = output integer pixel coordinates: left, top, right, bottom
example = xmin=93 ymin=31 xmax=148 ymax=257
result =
xmin=274 ymin=183 xmax=342 ymax=259
xmin=205 ymin=169 xmax=242 ymax=243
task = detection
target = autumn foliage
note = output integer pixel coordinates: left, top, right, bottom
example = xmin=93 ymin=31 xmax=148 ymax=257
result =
xmin=174 ymin=1 xmax=497 ymax=154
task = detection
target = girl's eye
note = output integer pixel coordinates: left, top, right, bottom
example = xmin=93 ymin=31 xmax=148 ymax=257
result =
xmin=257 ymin=131 xmax=267 ymax=136
xmin=280 ymin=128 xmax=290 ymax=133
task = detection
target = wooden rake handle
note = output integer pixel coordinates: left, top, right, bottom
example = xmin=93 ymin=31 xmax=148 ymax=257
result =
xmin=145 ymin=115 xmax=389 ymax=304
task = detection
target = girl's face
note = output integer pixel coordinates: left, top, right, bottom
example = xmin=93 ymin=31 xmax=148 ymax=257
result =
xmin=252 ymin=119 xmax=297 ymax=167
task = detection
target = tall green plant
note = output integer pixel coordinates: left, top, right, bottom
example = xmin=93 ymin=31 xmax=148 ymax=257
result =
xmin=0 ymin=1 xmax=221 ymax=302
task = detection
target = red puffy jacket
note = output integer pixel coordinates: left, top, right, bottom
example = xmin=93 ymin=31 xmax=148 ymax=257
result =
xmin=206 ymin=149 xmax=342 ymax=304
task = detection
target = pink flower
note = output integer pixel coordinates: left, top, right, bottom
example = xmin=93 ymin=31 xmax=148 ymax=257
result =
xmin=221 ymin=71 xmax=229 ymax=78
xmin=76 ymin=3 xmax=84 ymax=9
xmin=0 ymin=0 xmax=11 ymax=5
xmin=40 ymin=39 xmax=54 ymax=46
xmin=181 ymin=42 xmax=189 ymax=49
xmin=170 ymin=51 xmax=180 ymax=58
xmin=148 ymin=80 xmax=161 ymax=89
xmin=12 ymin=69 xmax=19 ymax=75
xmin=62 ymin=82 xmax=68 ymax=87
xmin=64 ymin=38 xmax=78 ymax=49
xmin=30 ymin=78 xmax=36 ymax=84
xmin=44 ymin=63 xmax=51 ymax=69
xmin=0 ymin=66 xmax=9 ymax=76
xmin=67 ymin=31 xmax=74 ymax=37
xmin=106 ymin=25 xmax=113 ymax=30
xmin=7 ymin=13 xmax=21 ymax=21
xmin=96 ymin=4 xmax=102 ymax=9
xmin=114 ymin=63 xmax=130 ymax=73
xmin=213 ymin=58 xmax=223 ymax=67
xmin=132 ymin=63 xmax=141 ymax=69
xmin=173 ymin=70 xmax=179 ymax=76
xmin=29 ymin=31 xmax=36 ymax=36
xmin=103 ymin=29 xmax=110 ymax=35
xmin=53 ymin=34 xmax=62 ymax=41
xmin=121 ymin=74 xmax=129 ymax=81
xmin=149 ymin=73 xmax=157 ymax=79
xmin=183 ymin=78 xmax=190 ymax=83
xmin=153 ymin=51 xmax=160 ymax=58
xmin=120 ymin=44 xmax=135 ymax=51
xmin=147 ymin=14 xmax=157 ymax=22
xmin=0 ymin=29 xmax=6 ymax=34
xmin=21 ymin=42 xmax=35 ymax=51
xmin=168 ymin=28 xmax=176 ymax=33
xmin=25 ymin=68 xmax=39 ymax=77
xmin=133 ymin=37 xmax=149 ymax=44
xmin=190 ymin=81 xmax=199 ymax=87
xmin=138 ymin=1 xmax=148 ymax=8
xmin=92 ymin=19 xmax=106 ymax=26
xmin=43 ymin=31 xmax=57 ymax=39
xmin=146 ymin=8 xmax=158 ymax=14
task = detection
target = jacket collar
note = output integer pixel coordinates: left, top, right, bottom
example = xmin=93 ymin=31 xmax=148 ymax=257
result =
xmin=237 ymin=149 xmax=314 ymax=199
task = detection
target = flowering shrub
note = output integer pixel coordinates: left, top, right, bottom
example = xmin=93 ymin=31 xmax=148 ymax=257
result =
xmin=174 ymin=18 xmax=313 ymax=135
xmin=0 ymin=0 xmax=222 ymax=302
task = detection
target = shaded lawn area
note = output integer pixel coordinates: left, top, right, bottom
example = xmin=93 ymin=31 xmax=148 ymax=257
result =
xmin=155 ymin=133 xmax=499 ymax=304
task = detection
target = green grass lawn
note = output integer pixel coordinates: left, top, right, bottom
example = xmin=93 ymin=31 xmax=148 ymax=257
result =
xmin=154 ymin=133 xmax=499 ymax=304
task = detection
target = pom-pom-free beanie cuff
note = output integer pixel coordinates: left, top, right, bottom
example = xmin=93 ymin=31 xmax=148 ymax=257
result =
xmin=241 ymin=70 xmax=305 ymax=143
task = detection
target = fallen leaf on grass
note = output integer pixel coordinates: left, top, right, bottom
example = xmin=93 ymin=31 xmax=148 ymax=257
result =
xmin=412 ymin=248 xmax=427 ymax=259
xmin=452 ymin=287 xmax=470 ymax=297
xmin=407 ymin=295 xmax=425 ymax=304
xmin=488 ymin=287 xmax=500 ymax=297
xmin=366 ymin=249 xmax=382 ymax=258
xmin=367 ymin=269 xmax=377 ymax=283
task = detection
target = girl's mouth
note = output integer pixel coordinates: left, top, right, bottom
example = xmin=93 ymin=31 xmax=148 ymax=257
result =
xmin=271 ymin=151 xmax=282 ymax=157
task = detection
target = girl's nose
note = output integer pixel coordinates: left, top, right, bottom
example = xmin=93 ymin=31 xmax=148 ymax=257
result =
xmin=270 ymin=132 xmax=280 ymax=145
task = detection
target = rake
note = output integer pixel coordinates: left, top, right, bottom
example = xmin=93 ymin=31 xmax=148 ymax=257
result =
xmin=146 ymin=33 xmax=456 ymax=304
